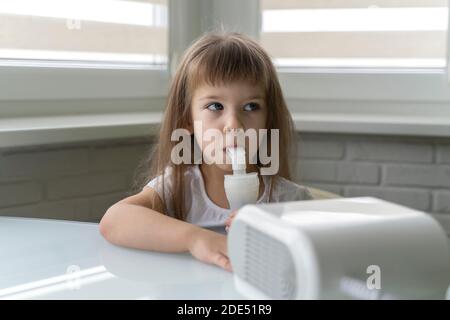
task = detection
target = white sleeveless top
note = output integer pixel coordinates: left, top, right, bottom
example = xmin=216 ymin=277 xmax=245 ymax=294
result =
xmin=146 ymin=165 xmax=313 ymax=227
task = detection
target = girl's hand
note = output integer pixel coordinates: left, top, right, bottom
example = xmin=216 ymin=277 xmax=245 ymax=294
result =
xmin=188 ymin=227 xmax=232 ymax=272
xmin=225 ymin=210 xmax=238 ymax=233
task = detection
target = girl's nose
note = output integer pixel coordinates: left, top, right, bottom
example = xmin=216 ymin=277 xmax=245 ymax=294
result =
xmin=223 ymin=124 xmax=245 ymax=148
xmin=223 ymin=126 xmax=244 ymax=134
xmin=223 ymin=113 xmax=244 ymax=133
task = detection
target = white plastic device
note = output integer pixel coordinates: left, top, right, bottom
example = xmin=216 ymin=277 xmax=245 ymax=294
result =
xmin=224 ymin=147 xmax=260 ymax=210
xmin=228 ymin=197 xmax=450 ymax=299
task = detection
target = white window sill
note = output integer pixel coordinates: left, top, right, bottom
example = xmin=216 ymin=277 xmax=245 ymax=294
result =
xmin=0 ymin=112 xmax=162 ymax=148
xmin=1 ymin=112 xmax=450 ymax=148
xmin=291 ymin=113 xmax=450 ymax=137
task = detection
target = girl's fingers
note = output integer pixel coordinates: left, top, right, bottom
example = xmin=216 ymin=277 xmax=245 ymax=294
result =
xmin=214 ymin=253 xmax=232 ymax=272
xmin=225 ymin=210 xmax=237 ymax=226
xmin=224 ymin=259 xmax=233 ymax=272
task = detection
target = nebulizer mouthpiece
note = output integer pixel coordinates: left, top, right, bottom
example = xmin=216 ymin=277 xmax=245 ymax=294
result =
xmin=224 ymin=146 xmax=260 ymax=211
xmin=226 ymin=147 xmax=246 ymax=175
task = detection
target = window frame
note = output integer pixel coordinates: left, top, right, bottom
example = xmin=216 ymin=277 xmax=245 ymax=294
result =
xmin=1 ymin=1 xmax=449 ymax=104
xmin=259 ymin=2 xmax=450 ymax=120
xmin=1 ymin=0 xmax=450 ymax=146
xmin=0 ymin=0 xmax=174 ymax=108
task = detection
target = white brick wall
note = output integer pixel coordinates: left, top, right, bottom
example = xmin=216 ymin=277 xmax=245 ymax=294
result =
xmin=298 ymin=160 xmax=380 ymax=184
xmin=383 ymin=165 xmax=450 ymax=188
xmin=437 ymin=144 xmax=450 ymax=163
xmin=295 ymin=133 xmax=450 ymax=221
xmin=344 ymin=186 xmax=431 ymax=212
xmin=0 ymin=137 xmax=153 ymax=222
xmin=0 ymin=133 xmax=449 ymax=228
xmin=434 ymin=190 xmax=450 ymax=213
xmin=347 ymin=141 xmax=433 ymax=163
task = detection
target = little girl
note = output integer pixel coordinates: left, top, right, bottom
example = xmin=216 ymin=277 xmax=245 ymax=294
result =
xmin=99 ymin=32 xmax=313 ymax=272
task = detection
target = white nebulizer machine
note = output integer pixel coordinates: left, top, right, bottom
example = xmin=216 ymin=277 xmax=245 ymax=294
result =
xmin=224 ymin=147 xmax=260 ymax=210
xmin=227 ymin=197 xmax=450 ymax=299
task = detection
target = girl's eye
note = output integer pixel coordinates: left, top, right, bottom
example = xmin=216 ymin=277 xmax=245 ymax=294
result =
xmin=243 ymin=103 xmax=260 ymax=111
xmin=206 ymin=102 xmax=224 ymax=111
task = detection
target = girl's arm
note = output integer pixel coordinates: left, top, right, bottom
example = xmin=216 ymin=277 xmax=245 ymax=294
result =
xmin=99 ymin=187 xmax=231 ymax=271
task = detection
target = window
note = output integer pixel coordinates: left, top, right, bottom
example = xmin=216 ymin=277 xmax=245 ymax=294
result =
xmin=260 ymin=0 xmax=448 ymax=69
xmin=0 ymin=0 xmax=168 ymax=68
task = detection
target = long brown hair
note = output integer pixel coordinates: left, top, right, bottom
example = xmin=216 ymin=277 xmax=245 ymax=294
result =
xmin=132 ymin=32 xmax=296 ymax=221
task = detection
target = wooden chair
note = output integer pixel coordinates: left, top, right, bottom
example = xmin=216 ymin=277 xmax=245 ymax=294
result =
xmin=306 ymin=186 xmax=341 ymax=200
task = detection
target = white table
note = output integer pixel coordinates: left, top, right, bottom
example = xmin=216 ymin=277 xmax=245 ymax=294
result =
xmin=0 ymin=217 xmax=244 ymax=300
xmin=2 ymin=216 xmax=449 ymax=300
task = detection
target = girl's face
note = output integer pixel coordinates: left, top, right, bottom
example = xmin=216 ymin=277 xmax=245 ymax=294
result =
xmin=190 ymin=80 xmax=268 ymax=173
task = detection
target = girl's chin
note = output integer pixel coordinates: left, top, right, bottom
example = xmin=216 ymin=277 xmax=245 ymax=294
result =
xmin=204 ymin=162 xmax=233 ymax=173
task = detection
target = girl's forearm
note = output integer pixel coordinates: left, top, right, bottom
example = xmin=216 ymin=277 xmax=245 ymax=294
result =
xmin=100 ymin=203 xmax=201 ymax=253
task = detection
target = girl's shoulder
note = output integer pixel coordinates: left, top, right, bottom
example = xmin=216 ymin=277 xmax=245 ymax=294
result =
xmin=269 ymin=176 xmax=314 ymax=202
xmin=145 ymin=165 xmax=200 ymax=216
xmin=146 ymin=165 xmax=200 ymax=191
xmin=147 ymin=165 xmax=197 ymax=186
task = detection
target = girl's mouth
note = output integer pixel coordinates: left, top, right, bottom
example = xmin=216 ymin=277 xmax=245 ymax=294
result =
xmin=223 ymin=144 xmax=240 ymax=151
